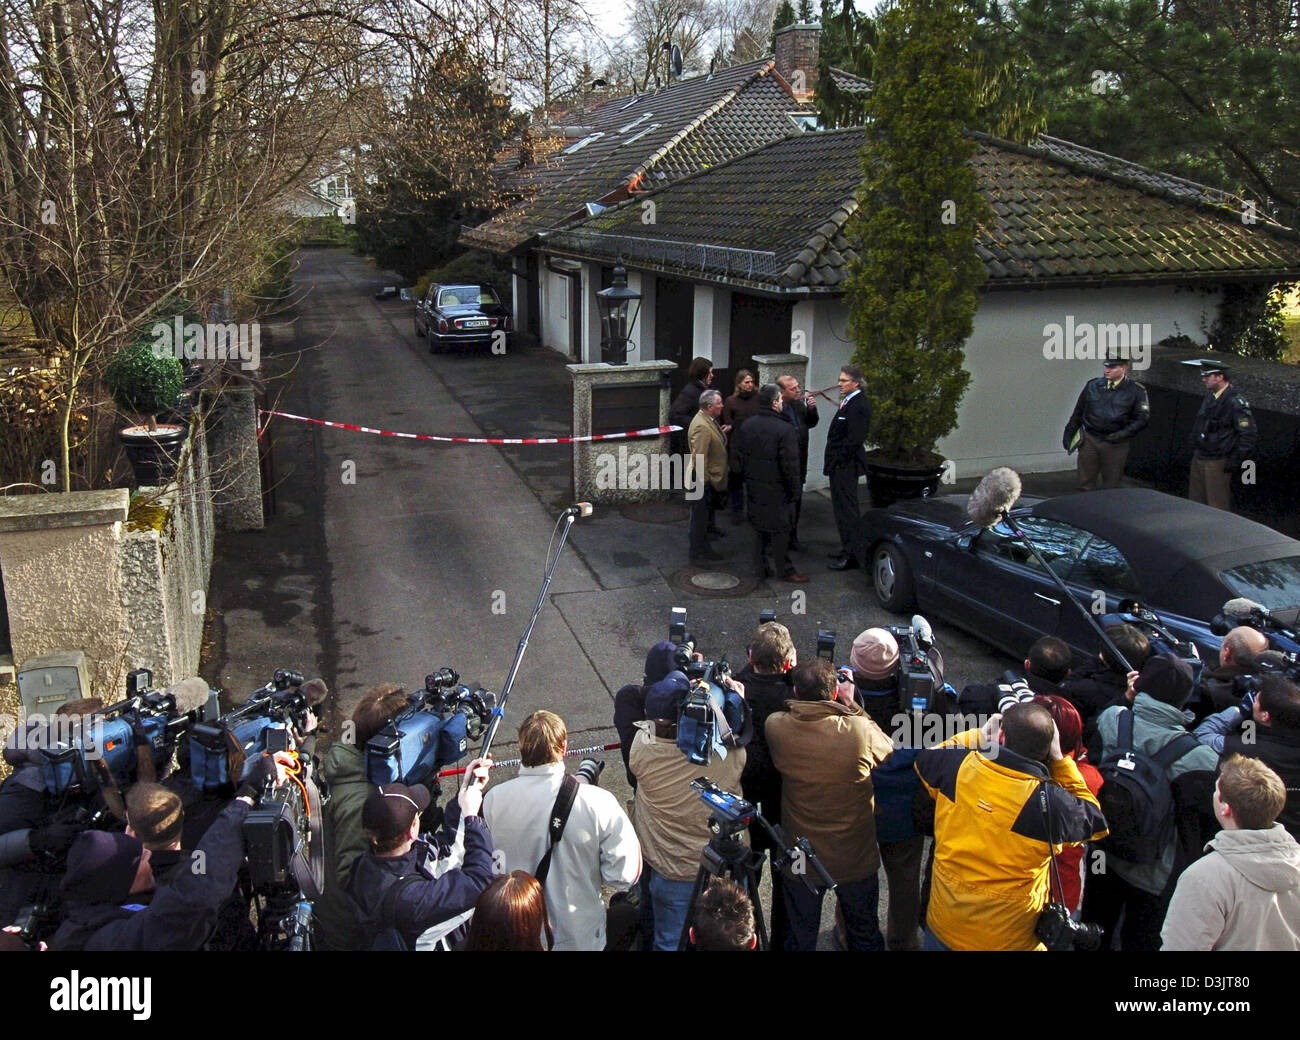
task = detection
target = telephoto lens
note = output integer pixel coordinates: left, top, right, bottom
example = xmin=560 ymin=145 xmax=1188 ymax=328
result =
xmin=575 ymin=758 xmax=605 ymax=786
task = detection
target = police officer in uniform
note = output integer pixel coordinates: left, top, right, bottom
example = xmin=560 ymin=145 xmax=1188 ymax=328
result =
xmin=1062 ymin=356 xmax=1150 ymax=489
xmin=1185 ymin=359 xmax=1257 ymax=512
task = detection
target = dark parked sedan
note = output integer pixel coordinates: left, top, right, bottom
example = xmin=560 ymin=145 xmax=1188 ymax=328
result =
xmin=413 ymin=283 xmax=512 ymax=353
xmin=860 ymin=488 xmax=1300 ymax=665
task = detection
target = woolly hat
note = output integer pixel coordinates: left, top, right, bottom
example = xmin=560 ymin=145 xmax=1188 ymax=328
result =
xmin=61 ymin=830 xmax=144 ymax=905
xmin=850 ymin=628 xmax=900 ymax=680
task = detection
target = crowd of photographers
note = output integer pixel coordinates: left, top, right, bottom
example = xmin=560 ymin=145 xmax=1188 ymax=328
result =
xmin=3 ymin=599 xmax=1299 ymax=952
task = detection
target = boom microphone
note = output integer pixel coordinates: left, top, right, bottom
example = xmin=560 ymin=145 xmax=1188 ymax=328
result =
xmin=1223 ymin=597 xmax=1267 ymax=621
xmin=968 ymin=466 xmax=1131 ymax=673
xmin=967 ymin=467 xmax=1022 ymax=529
xmin=166 ymin=677 xmax=213 ymax=716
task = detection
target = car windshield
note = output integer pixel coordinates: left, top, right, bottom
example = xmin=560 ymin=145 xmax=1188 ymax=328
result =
xmin=438 ymin=285 xmax=499 ymax=308
xmin=1221 ymin=556 xmax=1300 ymax=612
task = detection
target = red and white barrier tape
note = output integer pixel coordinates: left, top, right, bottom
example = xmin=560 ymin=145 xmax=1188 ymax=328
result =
xmin=257 ymin=408 xmax=679 ymax=445
xmin=436 ymin=742 xmax=621 ymax=777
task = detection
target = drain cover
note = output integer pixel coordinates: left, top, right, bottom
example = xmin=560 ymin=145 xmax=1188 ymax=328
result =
xmin=690 ymin=570 xmax=740 ymax=590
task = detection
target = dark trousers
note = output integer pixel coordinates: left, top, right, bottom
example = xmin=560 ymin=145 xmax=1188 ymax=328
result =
xmin=688 ymin=488 xmax=716 ymax=557
xmin=828 ymin=464 xmax=863 ymax=559
xmin=1080 ymin=859 xmax=1170 ymax=951
xmin=1077 ymin=430 xmax=1130 ymax=490
xmin=728 ymin=470 xmax=745 ymax=519
xmin=879 ymin=836 xmax=924 ymax=951
xmin=752 ymin=526 xmax=792 ymax=578
xmin=783 ymin=873 xmax=884 ymax=951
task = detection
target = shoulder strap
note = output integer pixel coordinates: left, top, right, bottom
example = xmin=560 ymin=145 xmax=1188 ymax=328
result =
xmin=534 ymin=775 xmax=580 ymax=887
xmin=1116 ymin=708 xmax=1135 ymax=753
xmin=1152 ymin=733 xmax=1200 ymax=770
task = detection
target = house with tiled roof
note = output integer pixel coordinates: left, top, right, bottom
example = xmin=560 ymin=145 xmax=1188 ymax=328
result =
xmin=459 ymin=34 xmax=818 ymax=352
xmin=538 ymin=123 xmax=1300 ymax=480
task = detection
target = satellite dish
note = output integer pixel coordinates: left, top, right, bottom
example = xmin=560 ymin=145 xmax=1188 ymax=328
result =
xmin=671 ymin=45 xmax=684 ymax=79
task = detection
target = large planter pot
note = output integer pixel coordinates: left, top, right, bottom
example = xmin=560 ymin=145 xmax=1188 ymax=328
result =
xmin=120 ymin=423 xmax=188 ymax=487
xmin=865 ymin=456 xmax=945 ymax=508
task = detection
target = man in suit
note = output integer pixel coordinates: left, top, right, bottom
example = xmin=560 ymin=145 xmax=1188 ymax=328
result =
xmin=735 ymin=384 xmax=808 ymax=583
xmin=777 ymin=374 xmax=819 ymax=552
xmin=823 ymin=365 xmax=871 ymax=571
xmin=686 ymin=389 xmax=728 ymax=566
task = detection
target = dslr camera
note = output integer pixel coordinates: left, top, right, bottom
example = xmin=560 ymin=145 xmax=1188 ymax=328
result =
xmin=1035 ymin=900 xmax=1103 ymax=951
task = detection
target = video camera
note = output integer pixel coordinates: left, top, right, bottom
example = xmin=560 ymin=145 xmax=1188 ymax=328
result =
xmin=364 ymin=668 xmax=497 ymax=786
xmin=1210 ymin=599 xmax=1300 ymax=683
xmin=885 ymin=615 xmax=943 ymax=714
xmin=1102 ymin=600 xmax=1207 ymax=699
xmin=666 ymin=608 xmax=750 ymax=765
xmin=39 ymin=669 xmax=211 ymax=797
xmin=189 ymin=669 xmax=326 ymax=793
xmin=690 ymin=777 xmax=835 ymax=893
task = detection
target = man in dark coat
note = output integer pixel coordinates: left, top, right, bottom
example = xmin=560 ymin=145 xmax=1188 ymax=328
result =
xmin=823 ymin=365 xmax=871 ymax=570
xmin=776 ymin=374 xmax=819 ymax=551
xmin=736 ymin=384 xmax=807 ymax=583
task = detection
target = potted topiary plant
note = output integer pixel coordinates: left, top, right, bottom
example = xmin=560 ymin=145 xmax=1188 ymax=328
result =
xmin=842 ymin=0 xmax=991 ymax=507
xmin=105 ymin=339 xmax=187 ymax=486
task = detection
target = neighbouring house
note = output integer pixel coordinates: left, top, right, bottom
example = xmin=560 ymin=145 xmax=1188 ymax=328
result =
xmin=460 ymin=45 xmax=818 ymax=367
xmin=284 ymin=165 xmax=356 ymax=219
xmin=530 ymin=126 xmax=1300 ymax=483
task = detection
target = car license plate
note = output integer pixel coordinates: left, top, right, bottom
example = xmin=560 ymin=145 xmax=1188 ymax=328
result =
xmin=463 ymin=319 xmax=489 ymax=328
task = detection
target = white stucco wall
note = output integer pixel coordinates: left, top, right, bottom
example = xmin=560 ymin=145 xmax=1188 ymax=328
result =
xmin=803 ymin=283 xmax=1222 ymax=487
xmin=693 ymin=285 xmax=731 ymax=367
xmin=540 ymin=265 xmax=578 ymax=357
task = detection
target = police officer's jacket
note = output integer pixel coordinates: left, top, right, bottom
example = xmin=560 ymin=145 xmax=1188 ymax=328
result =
xmin=1065 ymin=376 xmax=1150 ymax=441
xmin=1191 ymin=386 xmax=1257 ymax=461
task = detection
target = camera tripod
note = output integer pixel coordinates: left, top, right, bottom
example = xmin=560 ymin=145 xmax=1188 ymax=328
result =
xmin=676 ymin=812 xmax=834 ymax=952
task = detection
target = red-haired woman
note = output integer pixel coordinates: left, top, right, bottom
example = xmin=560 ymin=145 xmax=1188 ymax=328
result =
xmin=463 ymin=871 xmax=554 ymax=951
xmin=1032 ymin=694 xmax=1104 ymax=915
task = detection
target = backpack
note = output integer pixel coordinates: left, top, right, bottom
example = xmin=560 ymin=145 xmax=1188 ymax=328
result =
xmin=1096 ymin=709 xmax=1199 ymax=864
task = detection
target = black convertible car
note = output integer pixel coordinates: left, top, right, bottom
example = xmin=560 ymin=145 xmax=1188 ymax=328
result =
xmin=860 ymin=488 xmax=1300 ymax=665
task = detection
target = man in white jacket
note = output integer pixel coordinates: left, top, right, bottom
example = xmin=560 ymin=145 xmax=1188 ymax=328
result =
xmin=1162 ymin=754 xmax=1300 ymax=951
xmin=483 ymin=711 xmax=641 ymax=950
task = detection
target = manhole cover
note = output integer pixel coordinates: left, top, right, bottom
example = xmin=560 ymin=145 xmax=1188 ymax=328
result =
xmin=690 ymin=570 xmax=740 ymax=590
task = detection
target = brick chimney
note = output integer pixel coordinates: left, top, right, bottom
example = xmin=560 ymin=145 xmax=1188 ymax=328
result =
xmin=774 ymin=21 xmax=820 ymax=100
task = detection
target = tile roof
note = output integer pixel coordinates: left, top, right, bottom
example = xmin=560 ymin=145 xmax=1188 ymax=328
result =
xmin=460 ymin=60 xmax=810 ymax=253
xmin=545 ymin=128 xmax=1300 ymax=292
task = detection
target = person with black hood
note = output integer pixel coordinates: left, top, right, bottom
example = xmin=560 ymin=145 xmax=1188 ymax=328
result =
xmin=50 ymin=752 xmax=291 ymax=951
xmin=614 ymin=640 xmax=681 ymax=787
xmin=1061 ymin=622 xmax=1151 ymax=748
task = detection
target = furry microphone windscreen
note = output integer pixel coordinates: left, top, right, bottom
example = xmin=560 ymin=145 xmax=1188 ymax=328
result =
xmin=166 ymin=677 xmax=212 ymax=715
xmin=967 ymin=467 xmax=1023 ymax=529
xmin=1222 ymin=597 xmax=1266 ymax=620
xmin=300 ymin=677 xmax=330 ymax=705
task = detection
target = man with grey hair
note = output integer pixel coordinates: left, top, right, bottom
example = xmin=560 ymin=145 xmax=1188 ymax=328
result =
xmin=1201 ymin=625 xmax=1270 ymax=713
xmin=686 ymin=388 xmax=729 ymax=566
xmin=776 ymin=374 xmax=818 ymax=551
xmin=824 ymin=365 xmax=871 ymax=570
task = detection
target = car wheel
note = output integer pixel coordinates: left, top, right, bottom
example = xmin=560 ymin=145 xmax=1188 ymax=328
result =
xmin=872 ymin=542 xmax=915 ymax=612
